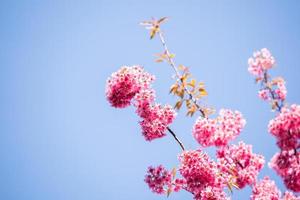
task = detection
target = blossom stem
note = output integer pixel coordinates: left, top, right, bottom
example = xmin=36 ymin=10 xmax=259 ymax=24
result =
xmin=263 ymin=72 xmax=283 ymax=112
xmin=157 ymin=30 xmax=207 ymax=118
xmin=167 ymin=127 xmax=185 ymax=151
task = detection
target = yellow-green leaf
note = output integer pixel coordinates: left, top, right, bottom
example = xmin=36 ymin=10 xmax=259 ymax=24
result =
xmin=188 ymin=79 xmax=196 ymax=88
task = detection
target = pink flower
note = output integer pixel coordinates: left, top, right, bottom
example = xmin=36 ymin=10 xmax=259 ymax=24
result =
xmin=251 ymin=176 xmax=281 ymax=200
xmin=134 ymin=88 xmax=156 ymax=118
xmin=145 ymin=165 xmax=172 ymax=194
xmin=283 ymin=163 xmax=300 ymax=192
xmin=269 ymin=150 xmax=300 ymax=192
xmin=248 ymin=48 xmax=275 ymax=77
xmin=139 ymin=104 xmax=176 ymax=141
xmin=217 ymin=142 xmax=265 ymax=189
xmin=196 ymin=186 xmax=230 ymax=200
xmin=274 ymin=78 xmax=287 ymax=101
xmin=268 ymin=104 xmax=300 ymax=150
xmin=193 ymin=109 xmax=246 ymax=147
xmin=258 ymin=89 xmax=270 ymax=101
xmin=105 ymin=66 xmax=155 ymax=108
xmin=179 ymin=150 xmax=226 ymax=199
xmin=282 ymin=191 xmax=300 ymax=200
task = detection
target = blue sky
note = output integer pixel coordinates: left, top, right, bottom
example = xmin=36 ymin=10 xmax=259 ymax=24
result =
xmin=1 ymin=0 xmax=300 ymax=199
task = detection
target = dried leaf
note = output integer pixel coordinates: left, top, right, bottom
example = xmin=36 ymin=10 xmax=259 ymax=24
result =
xmin=178 ymin=65 xmax=186 ymax=71
xmin=174 ymin=100 xmax=183 ymax=110
xmin=150 ymin=28 xmax=158 ymax=39
xmin=171 ymin=167 xmax=176 ymax=178
xmin=227 ymin=182 xmax=233 ymax=193
xmin=199 ymin=88 xmax=208 ymax=96
xmin=188 ymin=79 xmax=196 ymax=88
xmin=231 ymin=182 xmax=239 ymax=189
xmin=166 ymin=187 xmax=172 ymax=197
xmin=169 ymin=84 xmax=178 ymax=94
xmin=158 ymin=17 xmax=168 ymax=24
xmin=255 ymin=77 xmax=262 ymax=83
xmin=185 ymin=99 xmax=191 ymax=108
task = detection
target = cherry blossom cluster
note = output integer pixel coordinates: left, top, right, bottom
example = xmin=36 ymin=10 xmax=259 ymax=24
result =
xmin=144 ymin=165 xmax=172 ymax=194
xmin=106 ymin=65 xmax=176 ymax=141
xmin=144 ymin=165 xmax=185 ymax=195
xmin=178 ymin=150 xmax=229 ymax=200
xmin=269 ymin=150 xmax=300 ymax=192
xmin=192 ymin=109 xmax=246 ymax=147
xmin=251 ymin=176 xmax=300 ymax=200
xmin=248 ymin=48 xmax=287 ymax=105
xmin=268 ymin=104 xmax=300 ymax=150
xmin=248 ymin=48 xmax=275 ymax=77
xmin=217 ymin=142 xmax=265 ymax=189
xmin=249 ymin=49 xmax=300 ymax=195
xmin=105 ymin=65 xmax=154 ymax=108
xmin=138 ymin=104 xmax=177 ymax=141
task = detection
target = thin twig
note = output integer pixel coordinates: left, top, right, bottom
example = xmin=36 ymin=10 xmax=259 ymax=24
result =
xmin=167 ymin=127 xmax=185 ymax=151
xmin=158 ymin=30 xmax=207 ymax=118
xmin=263 ymin=72 xmax=283 ymax=112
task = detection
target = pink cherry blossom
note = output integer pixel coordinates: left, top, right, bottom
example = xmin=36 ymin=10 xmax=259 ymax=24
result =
xmin=145 ymin=165 xmax=172 ymax=194
xmin=105 ymin=66 xmax=155 ymax=108
xmin=258 ymin=89 xmax=270 ymax=101
xmin=269 ymin=150 xmax=300 ymax=192
xmin=179 ymin=150 xmax=227 ymax=199
xmin=134 ymin=88 xmax=156 ymax=118
xmin=196 ymin=186 xmax=230 ymax=200
xmin=193 ymin=109 xmax=246 ymax=147
xmin=274 ymin=78 xmax=287 ymax=101
xmin=139 ymin=104 xmax=176 ymax=141
xmin=248 ymin=48 xmax=275 ymax=77
xmin=217 ymin=142 xmax=265 ymax=189
xmin=268 ymin=104 xmax=300 ymax=150
xmin=251 ymin=176 xmax=281 ymax=200
xmin=282 ymin=191 xmax=300 ymax=200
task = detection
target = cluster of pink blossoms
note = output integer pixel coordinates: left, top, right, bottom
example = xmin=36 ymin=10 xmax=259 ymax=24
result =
xmin=249 ymin=49 xmax=300 ymax=195
xmin=179 ymin=150 xmax=229 ymax=200
xmin=248 ymin=48 xmax=287 ymax=103
xmin=269 ymin=150 xmax=300 ymax=192
xmin=192 ymin=109 xmax=246 ymax=147
xmin=106 ymin=66 xmax=176 ymax=141
xmin=251 ymin=176 xmax=300 ymax=200
xmin=248 ymin=48 xmax=275 ymax=77
xmin=144 ymin=165 xmax=185 ymax=194
xmin=217 ymin=142 xmax=265 ymax=189
xmin=268 ymin=104 xmax=300 ymax=150
xmin=105 ymin=66 xmax=154 ymax=108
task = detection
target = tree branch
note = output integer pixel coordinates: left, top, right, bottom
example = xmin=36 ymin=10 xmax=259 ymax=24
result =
xmin=157 ymin=30 xmax=207 ymax=118
xmin=167 ymin=127 xmax=185 ymax=151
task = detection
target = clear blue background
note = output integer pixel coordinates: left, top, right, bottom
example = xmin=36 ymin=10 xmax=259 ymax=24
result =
xmin=1 ymin=0 xmax=300 ymax=199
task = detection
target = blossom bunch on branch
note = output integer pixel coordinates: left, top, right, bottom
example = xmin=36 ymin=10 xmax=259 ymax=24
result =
xmin=105 ymin=17 xmax=299 ymax=199
xmin=248 ymin=48 xmax=300 ymax=193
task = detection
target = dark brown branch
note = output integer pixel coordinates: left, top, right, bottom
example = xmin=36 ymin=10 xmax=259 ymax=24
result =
xmin=167 ymin=127 xmax=185 ymax=151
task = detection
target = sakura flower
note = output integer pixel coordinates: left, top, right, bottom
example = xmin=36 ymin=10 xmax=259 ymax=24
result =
xmin=268 ymin=104 xmax=300 ymax=150
xmin=275 ymin=78 xmax=287 ymax=101
xmin=139 ymin=104 xmax=176 ymax=141
xmin=258 ymin=89 xmax=270 ymax=101
xmin=196 ymin=186 xmax=230 ymax=200
xmin=217 ymin=142 xmax=265 ymax=189
xmin=179 ymin=150 xmax=226 ymax=199
xmin=248 ymin=48 xmax=275 ymax=77
xmin=282 ymin=191 xmax=300 ymax=200
xmin=145 ymin=165 xmax=172 ymax=194
xmin=251 ymin=176 xmax=281 ymax=200
xmin=105 ymin=66 xmax=155 ymax=108
xmin=193 ymin=109 xmax=246 ymax=147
